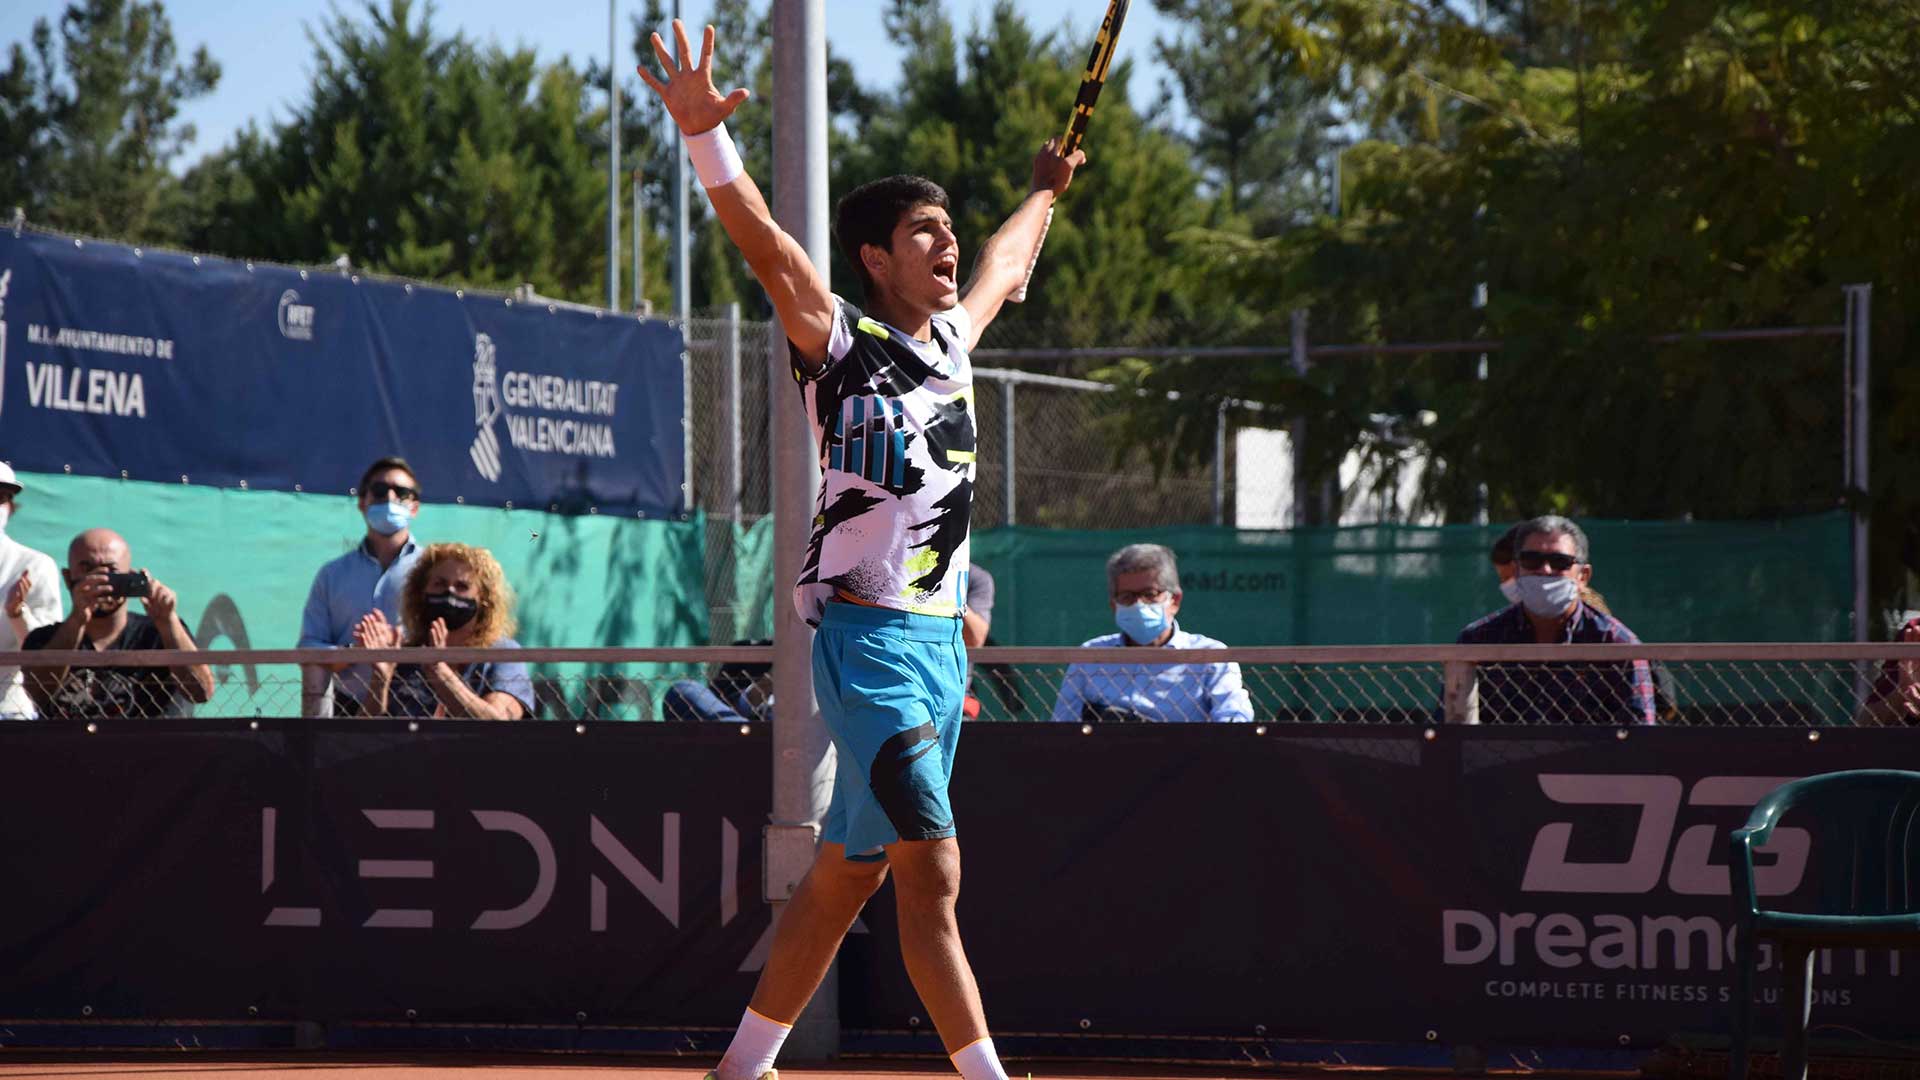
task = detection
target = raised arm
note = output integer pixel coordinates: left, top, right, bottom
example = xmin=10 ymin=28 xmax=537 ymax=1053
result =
xmin=958 ymin=139 xmax=1086 ymax=350
xmin=637 ymin=21 xmax=835 ymax=366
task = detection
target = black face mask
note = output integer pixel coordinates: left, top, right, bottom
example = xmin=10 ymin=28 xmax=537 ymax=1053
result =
xmin=423 ymin=593 xmax=478 ymax=631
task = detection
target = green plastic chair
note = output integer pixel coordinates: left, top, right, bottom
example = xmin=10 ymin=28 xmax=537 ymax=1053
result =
xmin=1728 ymin=769 xmax=1920 ymax=1080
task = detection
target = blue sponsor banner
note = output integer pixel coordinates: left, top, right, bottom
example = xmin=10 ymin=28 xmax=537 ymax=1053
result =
xmin=0 ymin=228 xmax=685 ymax=516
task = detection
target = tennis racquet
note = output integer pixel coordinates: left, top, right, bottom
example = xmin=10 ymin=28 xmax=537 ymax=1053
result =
xmin=1010 ymin=0 xmax=1131 ymax=303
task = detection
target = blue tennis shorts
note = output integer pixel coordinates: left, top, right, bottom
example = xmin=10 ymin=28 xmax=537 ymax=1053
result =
xmin=813 ymin=601 xmax=967 ymax=860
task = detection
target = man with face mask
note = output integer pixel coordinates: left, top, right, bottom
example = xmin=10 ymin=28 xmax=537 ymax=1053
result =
xmin=0 ymin=464 xmax=65 ymax=718
xmin=1456 ymin=514 xmax=1655 ymax=724
xmin=22 ymin=528 xmax=214 ymax=719
xmin=297 ymin=457 xmax=426 ymax=715
xmin=1049 ymin=544 xmax=1254 ymax=724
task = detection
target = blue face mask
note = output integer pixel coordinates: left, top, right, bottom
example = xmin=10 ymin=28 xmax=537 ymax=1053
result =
xmin=1115 ymin=600 xmax=1172 ymax=645
xmin=365 ymin=501 xmax=413 ymax=536
xmin=1517 ymin=574 xmax=1581 ymax=618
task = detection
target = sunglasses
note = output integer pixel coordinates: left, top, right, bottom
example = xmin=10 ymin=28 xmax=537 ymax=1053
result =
xmin=1515 ymin=550 xmax=1583 ymax=573
xmin=367 ymin=481 xmax=419 ymax=502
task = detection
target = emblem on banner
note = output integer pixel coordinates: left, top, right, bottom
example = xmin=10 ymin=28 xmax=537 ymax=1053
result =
xmin=471 ymin=333 xmax=504 ymax=482
xmin=277 ymin=289 xmax=314 ymax=341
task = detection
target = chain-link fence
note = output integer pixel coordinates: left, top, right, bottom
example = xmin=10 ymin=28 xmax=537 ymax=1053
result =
xmin=8 ymin=645 xmax=1917 ymax=727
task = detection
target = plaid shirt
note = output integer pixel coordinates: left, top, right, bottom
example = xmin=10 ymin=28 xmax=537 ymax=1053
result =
xmin=1455 ymin=602 xmax=1657 ymax=725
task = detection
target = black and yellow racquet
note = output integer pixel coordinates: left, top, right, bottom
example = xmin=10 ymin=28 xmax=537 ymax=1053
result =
xmin=1011 ymin=0 xmax=1131 ymax=303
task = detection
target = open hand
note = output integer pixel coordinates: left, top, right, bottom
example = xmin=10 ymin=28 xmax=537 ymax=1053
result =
xmin=352 ymin=609 xmax=400 ymax=651
xmin=635 ymin=20 xmax=750 ymax=136
xmin=1031 ymin=137 xmax=1087 ymax=197
xmin=4 ymin=570 xmax=29 ymax=619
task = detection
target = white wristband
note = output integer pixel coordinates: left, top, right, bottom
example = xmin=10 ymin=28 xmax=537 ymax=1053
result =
xmin=687 ymin=123 xmax=744 ymax=189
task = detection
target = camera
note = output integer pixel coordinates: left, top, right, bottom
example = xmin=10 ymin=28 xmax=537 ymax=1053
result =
xmin=104 ymin=570 xmax=151 ymax=599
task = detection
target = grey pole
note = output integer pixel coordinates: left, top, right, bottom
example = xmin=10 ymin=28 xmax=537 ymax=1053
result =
xmin=672 ymin=0 xmax=691 ymax=323
xmin=607 ymin=0 xmax=620 ymax=310
xmin=725 ymin=301 xmax=743 ymax=523
xmin=1289 ymin=308 xmax=1312 ymax=526
xmin=1846 ymin=284 xmax=1872 ymax=641
xmin=1473 ymin=280 xmax=1489 ymax=525
xmin=632 ymin=169 xmax=644 ymax=312
xmin=769 ymin=0 xmax=836 ymax=1061
xmin=1212 ymin=399 xmax=1227 ymax=526
xmin=1001 ymin=378 xmax=1017 ymax=526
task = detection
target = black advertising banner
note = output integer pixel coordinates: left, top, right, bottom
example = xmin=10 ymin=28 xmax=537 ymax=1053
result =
xmin=0 ymin=723 xmax=771 ymax=1024
xmin=0 ymin=722 xmax=1915 ymax=1049
xmin=0 ymin=229 xmax=686 ymax=516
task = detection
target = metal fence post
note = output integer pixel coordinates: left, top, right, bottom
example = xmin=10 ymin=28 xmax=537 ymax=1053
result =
xmin=1443 ymin=661 xmax=1480 ymax=724
xmin=641 ymin=167 xmax=656 ymax=311
xmin=725 ymin=302 xmax=742 ymax=523
xmin=605 ymin=0 xmax=620 ymax=311
xmin=1212 ymin=399 xmax=1227 ymax=526
xmin=1845 ymin=284 xmax=1872 ymax=642
xmin=1002 ymin=377 xmax=1017 ymax=527
xmin=1289 ymin=309 xmax=1312 ymax=526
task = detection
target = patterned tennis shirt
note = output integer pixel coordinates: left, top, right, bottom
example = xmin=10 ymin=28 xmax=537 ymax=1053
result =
xmin=789 ymin=296 xmax=977 ymax=626
xmin=1455 ymin=601 xmax=1657 ymax=724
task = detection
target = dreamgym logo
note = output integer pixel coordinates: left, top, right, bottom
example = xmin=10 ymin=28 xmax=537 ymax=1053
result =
xmin=277 ymin=289 xmax=314 ymax=341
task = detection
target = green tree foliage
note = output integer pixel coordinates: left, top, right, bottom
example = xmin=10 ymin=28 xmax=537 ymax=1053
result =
xmin=836 ymin=0 xmax=1208 ymax=348
xmin=184 ymin=0 xmax=610 ymax=302
xmin=0 ymin=0 xmax=218 ymax=242
xmin=1154 ymin=0 xmax=1917 ymax=569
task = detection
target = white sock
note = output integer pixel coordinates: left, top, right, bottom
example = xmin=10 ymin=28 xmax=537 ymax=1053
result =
xmin=951 ymin=1036 xmax=1011 ymax=1080
xmin=715 ymin=1007 xmax=791 ymax=1080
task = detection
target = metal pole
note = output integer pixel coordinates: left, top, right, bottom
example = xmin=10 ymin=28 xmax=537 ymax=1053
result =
xmin=1473 ymin=280 xmax=1489 ymax=525
xmin=1289 ymin=308 xmax=1312 ymax=527
xmin=1847 ymin=284 xmax=1872 ymax=642
xmin=769 ymin=0 xmax=834 ymax=1060
xmin=607 ymin=0 xmax=620 ymax=310
xmin=725 ymin=301 xmax=743 ymax=523
xmin=1212 ymin=400 xmax=1227 ymax=526
xmin=672 ymin=0 xmax=691 ymax=323
xmin=632 ymin=168 xmax=644 ymax=312
xmin=1001 ymin=378 xmax=1017 ymax=526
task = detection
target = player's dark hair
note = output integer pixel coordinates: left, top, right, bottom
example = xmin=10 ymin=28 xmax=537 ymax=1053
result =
xmin=834 ymin=175 xmax=950 ymax=300
xmin=1490 ymin=523 xmax=1522 ymax=567
xmin=359 ymin=456 xmax=420 ymax=498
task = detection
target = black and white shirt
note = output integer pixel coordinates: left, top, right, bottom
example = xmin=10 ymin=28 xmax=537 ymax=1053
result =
xmin=789 ymin=296 xmax=978 ymax=625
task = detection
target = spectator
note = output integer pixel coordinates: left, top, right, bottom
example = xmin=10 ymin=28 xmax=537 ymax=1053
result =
xmin=1857 ymin=615 xmax=1920 ymax=726
xmin=352 ymin=542 xmax=532 ymax=720
xmin=22 ymin=528 xmax=214 ymax=719
xmin=1491 ymin=521 xmax=1615 ymax=614
xmin=298 ymin=457 xmax=426 ymax=715
xmin=1456 ymin=515 xmax=1655 ymax=724
xmin=665 ymin=639 xmax=774 ymax=722
xmin=962 ymin=561 xmax=996 ymax=718
xmin=1050 ymin=543 xmax=1254 ymax=723
xmin=1 ymin=464 xmax=64 ymax=719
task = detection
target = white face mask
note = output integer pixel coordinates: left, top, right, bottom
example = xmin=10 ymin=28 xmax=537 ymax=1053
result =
xmin=1498 ymin=578 xmax=1521 ymax=605
xmin=0 ymin=503 xmax=10 ymax=534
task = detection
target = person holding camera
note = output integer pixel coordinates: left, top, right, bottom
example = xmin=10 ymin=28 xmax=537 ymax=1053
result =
xmin=22 ymin=528 xmax=214 ymax=720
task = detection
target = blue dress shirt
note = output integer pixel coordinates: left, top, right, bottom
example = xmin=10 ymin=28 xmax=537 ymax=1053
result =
xmin=1050 ymin=622 xmax=1255 ymax=723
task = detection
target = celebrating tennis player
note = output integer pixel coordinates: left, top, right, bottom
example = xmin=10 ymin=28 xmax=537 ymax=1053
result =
xmin=637 ymin=18 xmax=1082 ymax=1080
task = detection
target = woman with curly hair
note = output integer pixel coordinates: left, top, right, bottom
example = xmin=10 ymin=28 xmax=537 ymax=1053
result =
xmin=352 ymin=542 xmax=534 ymax=720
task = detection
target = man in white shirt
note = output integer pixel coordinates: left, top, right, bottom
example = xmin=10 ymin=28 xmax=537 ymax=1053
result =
xmin=1051 ymin=543 xmax=1254 ymax=723
xmin=0 ymin=463 xmax=64 ymax=719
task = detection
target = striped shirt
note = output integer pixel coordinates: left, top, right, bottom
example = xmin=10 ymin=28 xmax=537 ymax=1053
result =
xmin=1456 ymin=602 xmax=1657 ymax=724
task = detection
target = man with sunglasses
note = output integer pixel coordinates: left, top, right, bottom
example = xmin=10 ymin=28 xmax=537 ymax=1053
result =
xmin=297 ymin=457 xmax=426 ymax=716
xmin=1456 ymin=515 xmax=1656 ymax=724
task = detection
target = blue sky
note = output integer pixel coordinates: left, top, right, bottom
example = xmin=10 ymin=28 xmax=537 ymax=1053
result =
xmin=0 ymin=1 xmax=1179 ymax=169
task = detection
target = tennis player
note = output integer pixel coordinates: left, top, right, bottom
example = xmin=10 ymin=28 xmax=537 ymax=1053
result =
xmin=638 ymin=19 xmax=1082 ymax=1080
